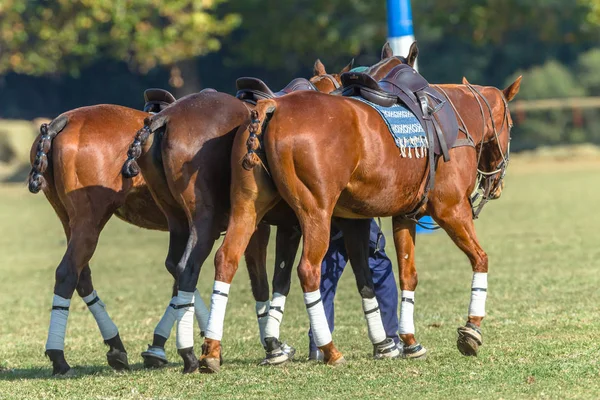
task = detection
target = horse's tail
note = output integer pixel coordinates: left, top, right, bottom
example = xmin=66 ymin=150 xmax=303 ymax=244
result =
xmin=242 ymin=99 xmax=277 ymax=170
xmin=28 ymin=115 xmax=69 ymax=194
xmin=122 ymin=115 xmax=165 ymax=178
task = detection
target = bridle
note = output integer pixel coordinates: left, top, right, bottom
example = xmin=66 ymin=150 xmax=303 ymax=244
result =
xmin=433 ymin=83 xmax=512 ymax=219
xmin=310 ymin=74 xmax=341 ymax=90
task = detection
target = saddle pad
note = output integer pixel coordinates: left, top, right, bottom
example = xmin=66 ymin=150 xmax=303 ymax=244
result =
xmin=352 ymin=97 xmax=428 ymax=158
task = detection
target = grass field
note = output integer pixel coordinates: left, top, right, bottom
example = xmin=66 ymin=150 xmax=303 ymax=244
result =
xmin=1 ymin=159 xmax=600 ymax=399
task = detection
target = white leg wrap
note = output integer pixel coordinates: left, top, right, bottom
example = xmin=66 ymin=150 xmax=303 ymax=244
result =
xmin=193 ymin=289 xmax=210 ymax=334
xmin=46 ymin=295 xmax=70 ymax=351
xmin=175 ymin=291 xmax=195 ymax=349
xmin=399 ymin=290 xmax=415 ymax=335
xmin=264 ymin=292 xmax=286 ymax=340
xmin=154 ymin=298 xmax=177 ymax=339
xmin=205 ymin=281 xmax=230 ymax=341
xmin=82 ymin=290 xmax=118 ymax=341
xmin=255 ymin=300 xmax=269 ymax=347
xmin=362 ymin=297 xmax=387 ymax=344
xmin=468 ymin=272 xmax=488 ymax=317
xmin=304 ymin=290 xmax=332 ymax=347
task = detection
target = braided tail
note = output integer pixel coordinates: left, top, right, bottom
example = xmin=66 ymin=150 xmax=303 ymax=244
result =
xmin=122 ymin=118 xmax=154 ymax=178
xmin=28 ymin=115 xmax=68 ymax=194
xmin=242 ymin=99 xmax=276 ymax=171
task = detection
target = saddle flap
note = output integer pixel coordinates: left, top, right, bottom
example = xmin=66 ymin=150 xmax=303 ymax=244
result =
xmin=379 ymin=64 xmax=429 ymax=94
xmin=143 ymin=88 xmax=176 ymax=113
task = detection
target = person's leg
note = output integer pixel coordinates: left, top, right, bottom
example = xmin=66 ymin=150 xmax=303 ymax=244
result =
xmin=308 ymin=227 xmax=347 ymax=358
xmin=368 ymin=219 xmax=400 ymax=345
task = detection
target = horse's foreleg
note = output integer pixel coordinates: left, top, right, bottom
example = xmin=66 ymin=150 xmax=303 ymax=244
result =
xmin=430 ymin=201 xmax=488 ymax=356
xmin=391 ymin=217 xmax=427 ymax=359
xmin=260 ymin=224 xmax=301 ymax=365
xmin=173 ymin=209 xmax=218 ymax=373
xmin=76 ymin=265 xmax=128 ymax=371
xmin=243 ymin=222 xmax=271 ymax=348
xmin=336 ymin=218 xmax=400 ymax=359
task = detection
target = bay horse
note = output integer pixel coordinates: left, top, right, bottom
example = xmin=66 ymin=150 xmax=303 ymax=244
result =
xmin=121 ymin=44 xmax=411 ymax=372
xmin=199 ymin=48 xmax=522 ymax=370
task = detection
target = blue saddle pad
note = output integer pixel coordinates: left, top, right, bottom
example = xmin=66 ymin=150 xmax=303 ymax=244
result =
xmin=352 ymin=97 xmax=428 ymax=158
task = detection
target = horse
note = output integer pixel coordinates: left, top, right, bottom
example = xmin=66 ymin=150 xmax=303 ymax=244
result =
xmin=121 ymin=43 xmax=413 ymax=373
xmin=198 ymin=45 xmax=522 ymax=370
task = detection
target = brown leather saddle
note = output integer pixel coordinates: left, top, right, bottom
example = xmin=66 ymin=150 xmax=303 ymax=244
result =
xmin=341 ymin=64 xmax=459 ymax=163
xmin=236 ymin=77 xmax=317 ymax=102
xmin=143 ymin=88 xmax=176 ymax=113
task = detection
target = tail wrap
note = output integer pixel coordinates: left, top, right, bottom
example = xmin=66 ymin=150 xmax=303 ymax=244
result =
xmin=122 ymin=118 xmax=153 ymax=178
xmin=28 ymin=115 xmax=68 ymax=194
xmin=241 ymin=101 xmax=276 ymax=170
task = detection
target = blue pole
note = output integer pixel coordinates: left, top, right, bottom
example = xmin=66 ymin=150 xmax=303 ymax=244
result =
xmin=386 ymin=0 xmax=417 ymax=70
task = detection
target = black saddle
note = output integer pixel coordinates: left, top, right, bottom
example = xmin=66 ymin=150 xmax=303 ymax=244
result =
xmin=236 ymin=77 xmax=317 ymax=102
xmin=143 ymin=88 xmax=176 ymax=113
xmin=341 ymin=64 xmax=459 ymax=162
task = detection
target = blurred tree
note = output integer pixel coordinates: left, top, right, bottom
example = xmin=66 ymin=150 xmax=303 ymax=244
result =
xmin=0 ymin=0 xmax=240 ymax=87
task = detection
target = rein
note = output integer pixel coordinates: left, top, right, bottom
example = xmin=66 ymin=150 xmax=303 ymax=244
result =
xmin=432 ymin=83 xmax=512 ymax=219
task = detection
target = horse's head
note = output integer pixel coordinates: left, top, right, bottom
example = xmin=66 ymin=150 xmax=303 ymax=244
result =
xmin=468 ymin=75 xmax=522 ymax=200
xmin=366 ymin=41 xmax=419 ymax=80
xmin=309 ymin=59 xmax=354 ymax=93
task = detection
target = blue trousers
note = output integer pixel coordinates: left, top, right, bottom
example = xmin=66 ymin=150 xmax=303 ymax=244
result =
xmin=308 ymin=219 xmax=399 ymax=351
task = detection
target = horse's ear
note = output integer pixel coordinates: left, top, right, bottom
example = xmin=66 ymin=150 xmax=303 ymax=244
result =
xmin=406 ymin=41 xmax=419 ymax=67
xmin=462 ymin=76 xmax=470 ymax=85
xmin=313 ymin=59 xmax=327 ymax=76
xmin=503 ymin=76 xmax=522 ymax=102
xmin=340 ymin=58 xmax=355 ymax=74
xmin=381 ymin=42 xmax=394 ymax=59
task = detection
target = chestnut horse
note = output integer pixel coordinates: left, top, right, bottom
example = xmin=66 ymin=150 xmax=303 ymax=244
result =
xmin=121 ymin=44 xmax=412 ymax=373
xmin=199 ymin=53 xmax=522 ymax=370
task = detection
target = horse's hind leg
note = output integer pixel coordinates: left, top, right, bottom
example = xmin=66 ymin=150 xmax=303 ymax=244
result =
xmin=335 ymin=218 xmax=400 ymax=359
xmin=429 ymin=200 xmax=488 ymax=356
xmin=391 ymin=217 xmax=427 ymax=359
xmin=260 ymin=224 xmax=301 ymax=365
xmin=76 ymin=265 xmax=128 ymax=371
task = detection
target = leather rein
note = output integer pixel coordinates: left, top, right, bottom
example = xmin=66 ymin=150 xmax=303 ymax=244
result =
xmin=432 ymin=83 xmax=512 ymax=219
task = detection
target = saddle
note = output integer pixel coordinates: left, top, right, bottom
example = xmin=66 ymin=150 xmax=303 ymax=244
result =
xmin=143 ymin=88 xmax=176 ymax=113
xmin=341 ymin=64 xmax=459 ymax=162
xmin=236 ymin=77 xmax=317 ymax=102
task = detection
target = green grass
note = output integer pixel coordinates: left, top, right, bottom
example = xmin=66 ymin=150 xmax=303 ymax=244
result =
xmin=1 ymin=160 xmax=600 ymax=399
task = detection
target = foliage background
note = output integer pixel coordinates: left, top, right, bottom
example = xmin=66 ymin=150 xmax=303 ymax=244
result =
xmin=1 ymin=0 xmax=600 ymax=149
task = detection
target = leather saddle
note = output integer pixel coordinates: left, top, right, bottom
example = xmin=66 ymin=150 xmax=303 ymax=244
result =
xmin=341 ymin=64 xmax=459 ymax=162
xmin=236 ymin=77 xmax=317 ymax=102
xmin=143 ymin=88 xmax=176 ymax=113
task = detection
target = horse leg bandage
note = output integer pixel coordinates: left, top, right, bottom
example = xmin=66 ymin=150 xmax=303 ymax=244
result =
xmin=255 ymin=300 xmax=269 ymax=347
xmin=399 ymin=290 xmax=415 ymax=335
xmin=154 ymin=298 xmax=177 ymax=340
xmin=174 ymin=291 xmax=195 ymax=349
xmin=194 ymin=289 xmax=210 ymax=335
xmin=468 ymin=273 xmax=488 ymax=317
xmin=46 ymin=294 xmax=70 ymax=351
xmin=304 ymin=290 xmax=332 ymax=347
xmin=362 ymin=297 xmax=387 ymax=344
xmin=205 ymin=281 xmax=231 ymax=341
xmin=82 ymin=290 xmax=118 ymax=341
xmin=264 ymin=292 xmax=286 ymax=341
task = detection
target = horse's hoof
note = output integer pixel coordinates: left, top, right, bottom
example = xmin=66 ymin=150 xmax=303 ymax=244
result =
xmin=178 ymin=348 xmax=199 ymax=374
xmin=326 ymin=355 xmax=346 ymax=367
xmin=199 ymin=357 xmax=220 ymax=374
xmin=141 ymin=345 xmax=169 ymax=369
xmin=457 ymin=324 xmax=483 ymax=356
xmin=46 ymin=350 xmax=71 ymax=376
xmin=259 ymin=343 xmax=296 ymax=366
xmin=373 ymin=338 xmax=401 ymax=360
xmin=401 ymin=343 xmax=427 ymax=360
xmin=106 ymin=348 xmax=130 ymax=371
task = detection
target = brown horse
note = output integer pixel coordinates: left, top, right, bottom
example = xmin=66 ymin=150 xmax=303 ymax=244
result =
xmin=121 ymin=58 xmax=371 ymax=372
xmin=199 ymin=50 xmax=521 ymax=370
